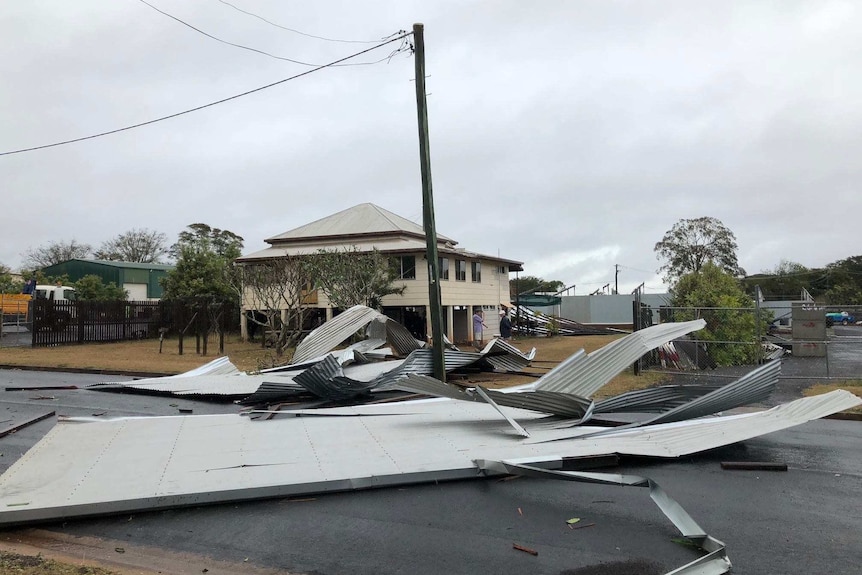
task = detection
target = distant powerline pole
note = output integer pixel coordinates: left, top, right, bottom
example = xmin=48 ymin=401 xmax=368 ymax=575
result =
xmin=413 ymin=23 xmax=445 ymax=382
xmin=615 ymin=264 xmax=620 ymax=294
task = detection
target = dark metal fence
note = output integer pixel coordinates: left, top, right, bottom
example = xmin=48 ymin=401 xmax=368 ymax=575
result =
xmin=29 ymin=299 xmax=239 ymax=348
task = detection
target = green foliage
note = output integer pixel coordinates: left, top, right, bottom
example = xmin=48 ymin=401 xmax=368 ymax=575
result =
xmin=161 ymin=224 xmax=244 ymax=302
xmin=655 ymin=217 xmax=744 ymax=284
xmin=671 ymin=263 xmax=764 ymax=366
xmin=743 ymin=260 xmax=815 ymax=300
xmin=510 ymin=275 xmax=565 ymax=297
xmin=824 ymin=256 xmax=862 ymax=305
xmin=304 ymin=247 xmax=405 ymax=310
xmin=0 ymin=262 xmax=21 ymax=294
xmin=74 ymin=274 xmax=128 ymax=301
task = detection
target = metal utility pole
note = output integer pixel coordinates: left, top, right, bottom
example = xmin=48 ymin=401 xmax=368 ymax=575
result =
xmin=615 ymin=264 xmax=620 ymax=294
xmin=413 ymin=23 xmax=445 ymax=381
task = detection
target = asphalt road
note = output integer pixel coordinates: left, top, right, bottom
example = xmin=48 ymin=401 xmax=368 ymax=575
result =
xmin=0 ymin=368 xmax=860 ymax=574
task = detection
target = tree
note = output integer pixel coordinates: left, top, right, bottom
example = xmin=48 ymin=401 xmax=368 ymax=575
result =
xmin=671 ymin=263 xmax=766 ymax=366
xmin=161 ymin=224 xmax=244 ymax=301
xmin=240 ymin=257 xmax=316 ymax=356
xmin=509 ymin=275 xmax=565 ymax=298
xmin=22 ymin=240 xmax=91 ymax=269
xmin=304 ymin=247 xmax=406 ymax=310
xmin=0 ymin=262 xmax=21 ymax=294
xmin=743 ymin=260 xmax=813 ymax=300
xmin=74 ymin=274 xmax=128 ymax=301
xmin=654 ymin=217 xmax=744 ymax=284
xmin=823 ymin=256 xmax=862 ymax=305
xmin=94 ymin=228 xmax=169 ymax=263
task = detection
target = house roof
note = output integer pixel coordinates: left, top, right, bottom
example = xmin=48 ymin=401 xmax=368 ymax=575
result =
xmin=242 ymin=203 xmax=523 ymax=270
xmin=265 ymin=203 xmax=455 ymax=245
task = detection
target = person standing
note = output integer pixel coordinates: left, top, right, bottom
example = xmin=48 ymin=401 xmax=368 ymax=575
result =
xmin=499 ymin=310 xmax=512 ymax=340
xmin=21 ymin=278 xmax=35 ymax=295
xmin=472 ymin=309 xmax=487 ymax=348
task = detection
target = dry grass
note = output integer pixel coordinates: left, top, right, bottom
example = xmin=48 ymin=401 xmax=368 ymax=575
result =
xmin=0 ymin=550 xmax=119 ymax=575
xmin=0 ymin=333 xmax=668 ymax=394
xmin=803 ymin=379 xmax=862 ymax=414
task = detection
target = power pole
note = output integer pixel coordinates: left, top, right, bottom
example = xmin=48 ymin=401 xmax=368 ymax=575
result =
xmin=615 ymin=264 xmax=620 ymax=294
xmin=413 ymin=23 xmax=445 ymax=382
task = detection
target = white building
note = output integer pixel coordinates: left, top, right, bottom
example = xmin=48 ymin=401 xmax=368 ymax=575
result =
xmin=237 ymin=203 xmax=523 ymax=344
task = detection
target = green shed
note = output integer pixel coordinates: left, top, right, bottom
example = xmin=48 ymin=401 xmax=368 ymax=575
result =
xmin=41 ymin=259 xmax=174 ymax=300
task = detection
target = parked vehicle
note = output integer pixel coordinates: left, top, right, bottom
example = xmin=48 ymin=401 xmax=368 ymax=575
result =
xmin=826 ymin=311 xmax=856 ymax=327
xmin=1 ymin=286 xmax=77 ymax=331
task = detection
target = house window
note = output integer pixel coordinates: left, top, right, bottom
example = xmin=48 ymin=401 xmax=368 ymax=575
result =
xmin=472 ymin=262 xmax=482 ymax=283
xmin=455 ymin=259 xmax=467 ymax=281
xmin=498 ymin=265 xmax=507 ymax=274
xmin=394 ymin=255 xmax=416 ymax=279
xmin=438 ymin=257 xmax=449 ymax=280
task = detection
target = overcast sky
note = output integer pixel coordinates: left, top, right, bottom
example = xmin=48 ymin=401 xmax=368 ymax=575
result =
xmin=2 ymin=0 xmax=860 ymax=294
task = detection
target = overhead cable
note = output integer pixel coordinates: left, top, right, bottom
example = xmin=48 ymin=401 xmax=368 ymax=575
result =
xmin=139 ymin=0 xmax=405 ymax=67
xmin=0 ymin=32 xmax=412 ymax=157
xmin=215 ymin=0 xmax=402 ymax=44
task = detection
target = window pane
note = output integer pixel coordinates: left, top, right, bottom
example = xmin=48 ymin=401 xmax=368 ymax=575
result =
xmin=438 ymin=257 xmax=449 ymax=280
xmin=471 ymin=262 xmax=482 ymax=283
xmin=456 ymin=260 xmax=466 ymax=281
xmin=401 ymin=256 xmax=416 ymax=279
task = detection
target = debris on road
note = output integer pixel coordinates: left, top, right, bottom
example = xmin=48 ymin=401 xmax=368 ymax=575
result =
xmin=512 ymin=543 xmax=538 ymax=556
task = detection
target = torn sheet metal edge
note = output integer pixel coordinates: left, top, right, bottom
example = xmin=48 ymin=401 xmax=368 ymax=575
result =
xmin=89 ymin=356 xmax=240 ymax=388
xmin=548 ymin=360 xmax=781 ymax=441
xmin=476 ymin=460 xmax=731 ymax=575
xmin=535 ymin=320 xmax=706 ymax=398
xmin=473 ymin=386 xmax=530 ymax=437
xmin=291 ymin=305 xmax=386 ymax=365
xmin=0 ymin=391 xmax=858 ymax=527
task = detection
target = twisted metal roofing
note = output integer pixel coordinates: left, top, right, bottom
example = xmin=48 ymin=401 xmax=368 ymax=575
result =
xmin=291 ymin=305 xmax=386 ymax=365
xmin=535 ymin=320 xmax=706 ymax=397
xmin=1 ymin=389 xmax=857 ymax=528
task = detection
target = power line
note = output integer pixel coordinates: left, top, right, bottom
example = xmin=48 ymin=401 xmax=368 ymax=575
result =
xmin=0 ymin=32 xmax=413 ymax=157
xmin=139 ymin=0 xmax=405 ymax=67
xmin=215 ymin=0 xmax=399 ymax=44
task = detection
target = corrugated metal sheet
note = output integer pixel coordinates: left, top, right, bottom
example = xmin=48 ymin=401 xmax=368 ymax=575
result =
xmin=479 ymin=338 xmax=536 ymax=372
xmin=293 ymin=355 xmax=378 ymax=400
xmin=88 ymin=357 xmax=254 ymax=397
xmin=0 ymin=390 xmax=857 ymax=527
xmin=394 ymin=374 xmax=593 ymax=419
xmin=643 ymin=360 xmax=779 ymax=426
xmin=594 ymin=384 xmax=721 ymax=414
xmin=385 ymin=319 xmax=424 ymax=355
xmin=535 ymin=320 xmax=706 ymax=397
xmin=291 ymin=305 xmax=386 ymax=365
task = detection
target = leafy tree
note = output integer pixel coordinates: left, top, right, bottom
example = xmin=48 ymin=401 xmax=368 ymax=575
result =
xmin=304 ymin=247 xmax=406 ymax=310
xmin=509 ymin=275 xmax=565 ymax=297
xmin=161 ymin=224 xmax=244 ymax=301
xmin=655 ymin=217 xmax=744 ymax=284
xmin=240 ymin=257 xmax=316 ymax=356
xmin=95 ymin=228 xmax=169 ymax=263
xmin=22 ymin=240 xmax=91 ymax=269
xmin=0 ymin=262 xmax=22 ymax=294
xmin=823 ymin=256 xmax=862 ymax=305
xmin=743 ymin=260 xmax=814 ymax=300
xmin=671 ymin=263 xmax=766 ymax=366
xmin=73 ymin=274 xmax=128 ymax=301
